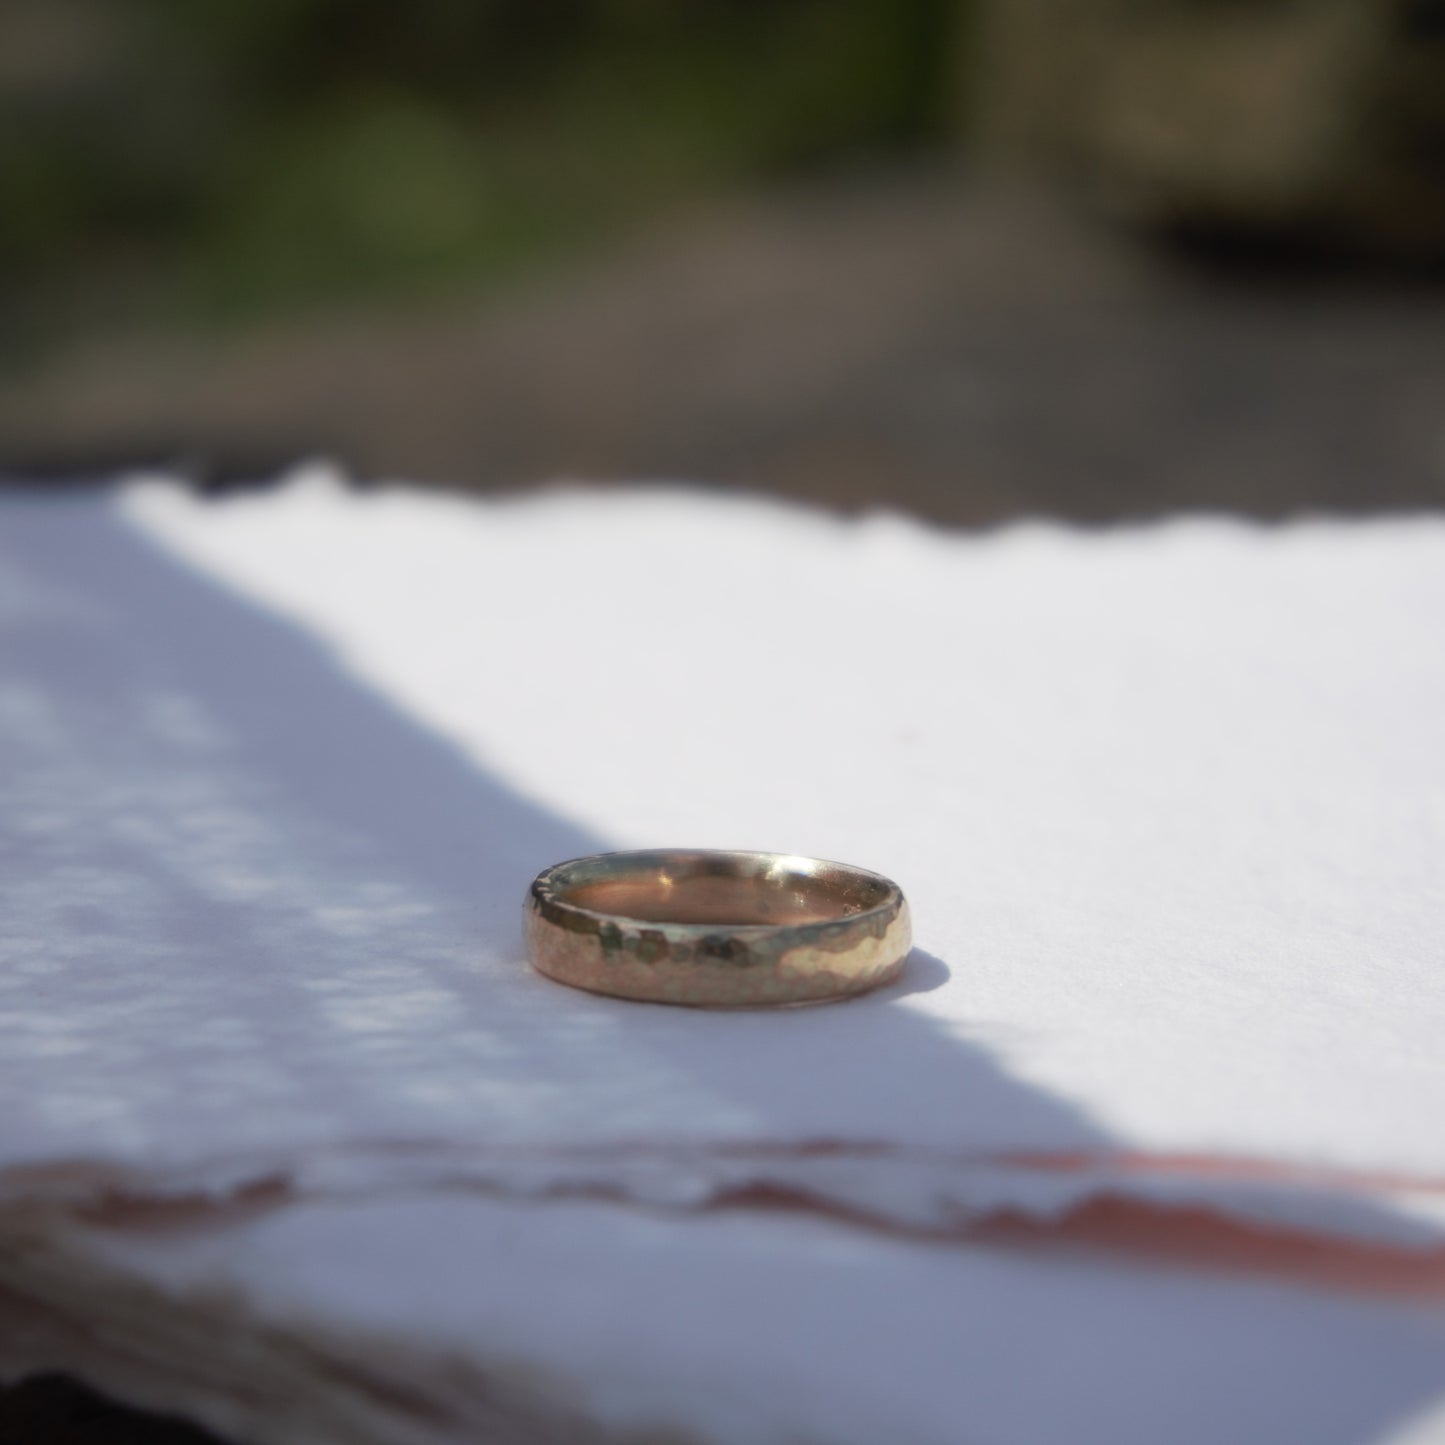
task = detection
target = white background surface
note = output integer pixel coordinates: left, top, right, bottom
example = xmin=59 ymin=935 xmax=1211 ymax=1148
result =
xmin=2 ymin=476 xmax=1444 ymax=1444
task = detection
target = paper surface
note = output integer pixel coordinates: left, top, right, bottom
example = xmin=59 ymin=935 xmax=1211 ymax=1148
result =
xmin=4 ymin=479 xmax=1444 ymax=1233
xmin=4 ymin=1192 xmax=1445 ymax=1445
xmin=3 ymin=477 xmax=1445 ymax=1443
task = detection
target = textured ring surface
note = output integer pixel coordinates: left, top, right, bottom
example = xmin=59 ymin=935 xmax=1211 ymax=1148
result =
xmin=525 ymin=849 xmax=911 ymax=1007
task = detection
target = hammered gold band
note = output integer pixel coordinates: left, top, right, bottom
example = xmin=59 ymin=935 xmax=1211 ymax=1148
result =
xmin=524 ymin=850 xmax=911 ymax=1007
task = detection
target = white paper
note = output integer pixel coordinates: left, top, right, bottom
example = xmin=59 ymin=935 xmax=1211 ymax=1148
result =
xmin=2 ymin=477 xmax=1444 ymax=1252
xmin=4 ymin=1191 xmax=1445 ymax=1445
xmin=6 ymin=476 xmax=1445 ymax=1445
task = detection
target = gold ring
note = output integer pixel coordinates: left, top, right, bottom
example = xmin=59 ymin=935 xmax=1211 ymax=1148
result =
xmin=524 ymin=850 xmax=911 ymax=1007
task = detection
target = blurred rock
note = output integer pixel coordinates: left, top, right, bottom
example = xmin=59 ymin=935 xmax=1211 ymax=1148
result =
xmin=979 ymin=0 xmax=1445 ymax=257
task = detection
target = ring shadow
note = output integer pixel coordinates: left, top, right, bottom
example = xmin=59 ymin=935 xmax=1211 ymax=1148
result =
xmin=892 ymin=946 xmax=951 ymax=997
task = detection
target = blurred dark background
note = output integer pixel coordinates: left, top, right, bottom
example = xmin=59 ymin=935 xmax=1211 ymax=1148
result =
xmin=1 ymin=0 xmax=1442 ymax=521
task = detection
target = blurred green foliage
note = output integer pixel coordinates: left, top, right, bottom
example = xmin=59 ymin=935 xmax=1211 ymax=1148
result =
xmin=0 ymin=0 xmax=965 ymax=348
